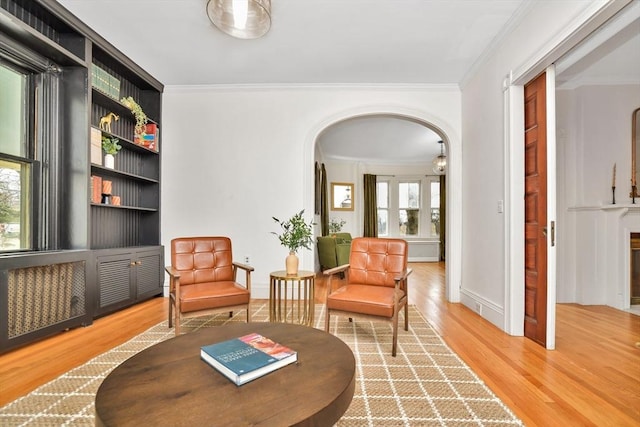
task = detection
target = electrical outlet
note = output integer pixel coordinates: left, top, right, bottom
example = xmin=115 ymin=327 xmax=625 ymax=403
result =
xmin=244 ymin=256 xmax=250 ymax=264
xmin=475 ymin=302 xmax=482 ymax=314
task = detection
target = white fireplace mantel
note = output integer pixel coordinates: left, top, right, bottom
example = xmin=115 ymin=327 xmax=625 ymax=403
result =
xmin=566 ymin=204 xmax=640 ymax=309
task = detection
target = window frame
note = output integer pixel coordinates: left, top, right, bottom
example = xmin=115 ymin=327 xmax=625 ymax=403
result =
xmin=0 ymin=46 xmax=55 ymax=252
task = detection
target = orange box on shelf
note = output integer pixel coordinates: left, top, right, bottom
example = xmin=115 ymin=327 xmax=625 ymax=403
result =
xmin=102 ymin=180 xmax=112 ymax=195
xmin=111 ymin=195 xmax=121 ymax=206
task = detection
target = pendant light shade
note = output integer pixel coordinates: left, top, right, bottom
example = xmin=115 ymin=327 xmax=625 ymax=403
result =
xmin=206 ymin=0 xmax=271 ymax=39
xmin=432 ymin=140 xmax=447 ymax=175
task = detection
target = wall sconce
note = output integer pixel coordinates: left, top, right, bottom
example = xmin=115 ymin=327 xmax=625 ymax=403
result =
xmin=432 ymin=140 xmax=447 ymax=174
xmin=206 ymin=0 xmax=271 ymax=39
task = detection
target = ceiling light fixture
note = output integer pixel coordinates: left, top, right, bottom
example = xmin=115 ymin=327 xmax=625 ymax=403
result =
xmin=432 ymin=140 xmax=447 ymax=175
xmin=206 ymin=0 xmax=271 ymax=39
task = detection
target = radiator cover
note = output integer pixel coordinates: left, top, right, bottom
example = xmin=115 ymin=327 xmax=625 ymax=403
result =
xmin=7 ymin=262 xmax=86 ymax=338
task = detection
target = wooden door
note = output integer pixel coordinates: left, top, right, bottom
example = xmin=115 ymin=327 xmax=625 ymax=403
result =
xmin=524 ymin=72 xmax=548 ymax=347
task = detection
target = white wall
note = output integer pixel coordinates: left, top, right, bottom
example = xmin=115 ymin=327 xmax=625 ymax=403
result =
xmin=161 ymin=86 xmax=461 ymax=298
xmin=460 ymin=1 xmax=625 ymax=330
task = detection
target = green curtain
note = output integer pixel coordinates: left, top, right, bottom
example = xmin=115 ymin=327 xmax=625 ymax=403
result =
xmin=363 ymin=174 xmax=377 ymax=237
xmin=320 ymin=164 xmax=329 ymax=236
xmin=439 ymin=175 xmax=446 ymax=261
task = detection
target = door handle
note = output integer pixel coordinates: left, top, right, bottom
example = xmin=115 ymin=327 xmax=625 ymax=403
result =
xmin=550 ymin=221 xmax=555 ymax=247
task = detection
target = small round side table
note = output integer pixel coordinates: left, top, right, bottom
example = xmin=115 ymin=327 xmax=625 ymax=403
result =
xmin=269 ymin=270 xmax=315 ymax=326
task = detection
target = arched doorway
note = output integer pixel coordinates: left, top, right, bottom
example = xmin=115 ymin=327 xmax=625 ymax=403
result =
xmin=303 ymin=107 xmax=462 ymax=303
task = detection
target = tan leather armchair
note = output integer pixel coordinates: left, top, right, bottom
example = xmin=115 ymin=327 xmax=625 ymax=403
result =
xmin=165 ymin=236 xmax=253 ymax=335
xmin=324 ymin=237 xmax=412 ymax=356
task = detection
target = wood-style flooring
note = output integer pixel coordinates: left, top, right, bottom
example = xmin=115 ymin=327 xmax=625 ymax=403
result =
xmin=1 ymin=262 xmax=639 ymax=426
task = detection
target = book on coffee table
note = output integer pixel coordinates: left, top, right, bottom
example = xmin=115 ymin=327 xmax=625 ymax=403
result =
xmin=200 ymin=332 xmax=297 ymax=386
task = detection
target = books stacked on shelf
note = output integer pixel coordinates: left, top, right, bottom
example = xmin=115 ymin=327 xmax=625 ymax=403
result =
xmin=201 ymin=332 xmax=297 ymax=386
xmin=90 ymin=127 xmax=102 ymax=165
xmin=91 ymin=64 xmax=120 ymax=100
xmin=134 ymin=123 xmax=159 ymax=151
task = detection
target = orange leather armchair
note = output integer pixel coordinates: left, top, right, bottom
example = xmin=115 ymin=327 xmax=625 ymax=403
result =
xmin=323 ymin=237 xmax=412 ymax=356
xmin=165 ymin=236 xmax=253 ymax=335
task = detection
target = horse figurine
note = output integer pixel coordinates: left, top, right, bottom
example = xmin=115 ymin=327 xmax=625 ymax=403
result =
xmin=99 ymin=112 xmax=119 ymax=133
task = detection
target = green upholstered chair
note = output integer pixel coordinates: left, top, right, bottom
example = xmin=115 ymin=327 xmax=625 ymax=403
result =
xmin=317 ymin=233 xmax=352 ymax=272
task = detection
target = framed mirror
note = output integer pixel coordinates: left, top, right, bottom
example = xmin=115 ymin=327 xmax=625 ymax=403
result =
xmin=633 ymin=108 xmax=639 ymax=198
xmin=331 ymin=182 xmax=354 ymax=211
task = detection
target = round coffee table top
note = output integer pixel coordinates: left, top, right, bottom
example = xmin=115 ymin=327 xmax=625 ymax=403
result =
xmin=95 ymin=322 xmax=355 ymax=427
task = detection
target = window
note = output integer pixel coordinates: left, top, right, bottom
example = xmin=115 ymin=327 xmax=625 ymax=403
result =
xmin=430 ymin=181 xmax=440 ymax=236
xmin=0 ymin=63 xmax=31 ymax=251
xmin=377 ymin=181 xmax=388 ymax=236
xmin=376 ymin=176 xmax=441 ymax=238
xmin=0 ymin=45 xmax=57 ymax=252
xmin=399 ymin=181 xmax=420 ymax=236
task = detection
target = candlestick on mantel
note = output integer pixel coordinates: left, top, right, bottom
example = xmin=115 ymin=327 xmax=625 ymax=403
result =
xmin=612 ymin=163 xmax=616 ymax=187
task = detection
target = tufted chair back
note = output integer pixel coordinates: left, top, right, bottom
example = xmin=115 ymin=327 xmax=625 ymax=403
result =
xmin=171 ymin=237 xmax=234 ymax=286
xmin=347 ymin=238 xmax=408 ymax=287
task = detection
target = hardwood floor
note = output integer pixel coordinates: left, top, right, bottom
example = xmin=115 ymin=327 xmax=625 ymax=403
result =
xmin=1 ymin=262 xmax=639 ymax=426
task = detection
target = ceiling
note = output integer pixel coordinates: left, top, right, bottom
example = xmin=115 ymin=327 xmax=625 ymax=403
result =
xmin=57 ymin=0 xmax=527 ymax=86
xmin=56 ymin=1 xmax=639 ymax=164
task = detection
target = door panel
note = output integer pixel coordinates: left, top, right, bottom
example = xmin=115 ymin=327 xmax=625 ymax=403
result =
xmin=524 ymin=72 xmax=548 ymax=347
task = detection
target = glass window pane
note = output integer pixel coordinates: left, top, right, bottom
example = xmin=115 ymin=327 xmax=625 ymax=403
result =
xmin=377 ymin=182 xmax=388 ymax=208
xmin=377 ymin=209 xmax=388 ymax=236
xmin=399 ymin=209 xmax=419 ymax=236
xmin=431 ymin=181 xmax=440 ymax=208
xmin=431 ymin=208 xmax=440 ymax=237
xmin=399 ymin=182 xmax=419 ymax=208
xmin=0 ymin=159 xmax=30 ymax=250
xmin=0 ymin=65 xmax=27 ymax=157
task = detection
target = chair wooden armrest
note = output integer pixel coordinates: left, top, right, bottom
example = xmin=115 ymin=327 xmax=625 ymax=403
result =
xmin=232 ymin=262 xmax=253 ymax=292
xmin=394 ymin=268 xmax=413 ymax=284
xmin=165 ymin=265 xmax=180 ymax=278
xmin=323 ymin=263 xmax=349 ymax=276
xmin=232 ymin=262 xmax=255 ymax=272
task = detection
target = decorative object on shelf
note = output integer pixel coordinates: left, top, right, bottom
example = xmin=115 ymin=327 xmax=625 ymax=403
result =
xmin=91 ymin=175 xmax=102 ymax=204
xmin=101 ymin=136 xmax=121 ymax=169
xmin=432 ymin=140 xmax=447 ymax=174
xmin=99 ymin=112 xmax=119 ymax=134
xmin=272 ymin=210 xmax=315 ymax=275
xmin=121 ymin=96 xmax=148 ymax=142
xmin=101 ymin=180 xmax=113 ymax=204
xmin=111 ymin=195 xmax=121 ymax=206
xmin=206 ymin=0 xmax=271 ymax=39
xmin=90 ymin=127 xmax=102 ymax=165
xmin=328 ymin=218 xmax=346 ymax=235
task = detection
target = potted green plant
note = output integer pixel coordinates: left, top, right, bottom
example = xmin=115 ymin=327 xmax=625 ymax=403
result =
xmin=120 ymin=96 xmax=148 ymax=141
xmin=101 ymin=136 xmax=121 ymax=169
xmin=272 ymin=210 xmax=315 ymax=275
xmin=329 ymin=218 xmax=346 ymax=235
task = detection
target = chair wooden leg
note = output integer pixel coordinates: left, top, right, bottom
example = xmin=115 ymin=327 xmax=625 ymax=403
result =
xmin=168 ymin=297 xmax=174 ymax=328
xmin=404 ymin=303 xmax=409 ymax=331
xmin=174 ymin=314 xmax=181 ymax=336
xmin=325 ymin=309 xmax=330 ymax=331
xmin=392 ymin=313 xmax=399 ymax=357
xmin=229 ymin=311 xmax=233 ymax=318
xmin=246 ymin=305 xmax=251 ymax=323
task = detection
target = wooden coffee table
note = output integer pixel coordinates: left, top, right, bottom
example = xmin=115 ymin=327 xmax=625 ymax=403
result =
xmin=95 ymin=322 xmax=355 ymax=427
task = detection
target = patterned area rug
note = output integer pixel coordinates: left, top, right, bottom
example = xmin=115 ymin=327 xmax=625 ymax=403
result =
xmin=0 ymin=303 xmax=523 ymax=426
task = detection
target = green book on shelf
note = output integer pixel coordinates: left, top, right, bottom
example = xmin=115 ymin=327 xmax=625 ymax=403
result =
xmin=200 ymin=332 xmax=297 ymax=386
